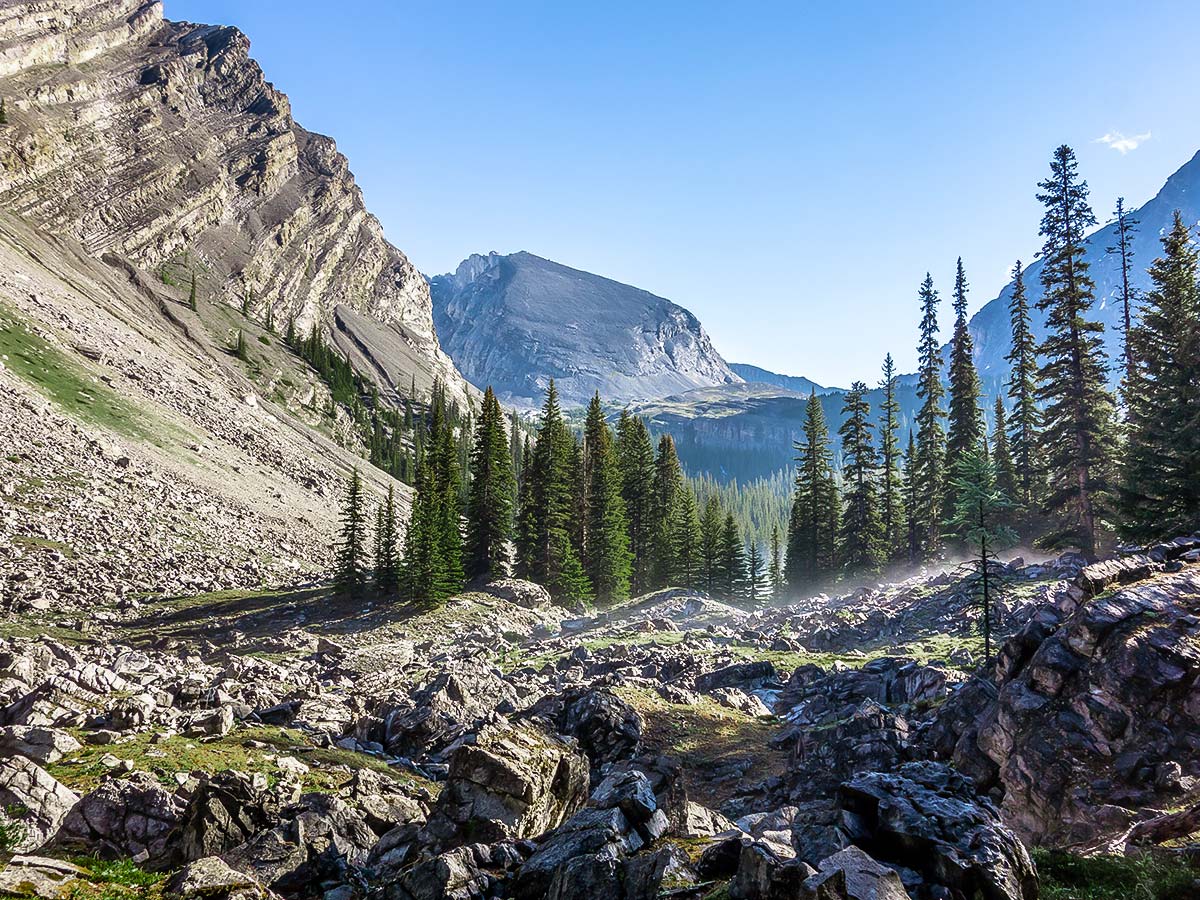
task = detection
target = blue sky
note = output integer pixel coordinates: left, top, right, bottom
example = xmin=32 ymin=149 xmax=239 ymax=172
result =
xmin=170 ymin=0 xmax=1200 ymax=386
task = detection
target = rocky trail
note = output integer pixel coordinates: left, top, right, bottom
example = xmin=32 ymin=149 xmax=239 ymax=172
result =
xmin=0 ymin=536 xmax=1197 ymax=899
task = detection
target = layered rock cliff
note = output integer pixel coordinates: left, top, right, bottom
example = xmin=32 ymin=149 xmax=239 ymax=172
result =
xmin=430 ymin=251 xmax=740 ymax=408
xmin=0 ymin=0 xmax=465 ymax=401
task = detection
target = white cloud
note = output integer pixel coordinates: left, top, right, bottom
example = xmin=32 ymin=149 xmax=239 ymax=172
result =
xmin=1094 ymin=130 xmax=1152 ymax=155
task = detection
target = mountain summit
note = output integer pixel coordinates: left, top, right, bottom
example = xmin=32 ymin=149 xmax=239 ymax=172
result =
xmin=429 ymin=251 xmax=740 ymax=407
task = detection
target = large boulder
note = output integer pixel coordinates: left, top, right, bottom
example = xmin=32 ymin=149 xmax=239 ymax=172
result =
xmin=0 ymin=755 xmax=80 ymax=852
xmin=0 ymin=726 xmax=82 ymax=765
xmin=931 ymin=563 xmax=1200 ymax=846
xmin=420 ymin=723 xmax=589 ymax=851
xmin=165 ymin=856 xmax=272 ymax=900
xmin=380 ymin=663 xmax=517 ymax=759
xmin=524 ymin=687 xmax=643 ymax=772
xmin=838 ymin=762 xmax=1037 ymax=900
xmin=804 ymin=847 xmax=910 ymax=900
xmin=179 ymin=770 xmax=299 ymax=862
xmin=51 ymin=771 xmax=185 ymax=869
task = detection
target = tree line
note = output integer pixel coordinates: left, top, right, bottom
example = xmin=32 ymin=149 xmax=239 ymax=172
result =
xmin=785 ymin=144 xmax=1200 ymax=597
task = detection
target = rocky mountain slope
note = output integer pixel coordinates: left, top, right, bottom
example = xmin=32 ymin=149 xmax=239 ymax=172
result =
xmin=729 ymin=364 xmax=836 ymax=396
xmin=3 ymin=534 xmax=1198 ymax=899
xmin=429 ymin=251 xmax=740 ymax=408
xmin=0 ymin=0 xmax=467 ymax=405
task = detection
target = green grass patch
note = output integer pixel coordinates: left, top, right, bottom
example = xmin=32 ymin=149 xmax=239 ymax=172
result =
xmin=59 ymin=857 xmax=166 ymax=900
xmin=1034 ymin=848 xmax=1198 ymax=900
xmin=12 ymin=534 xmax=77 ymax=558
xmin=0 ymin=304 xmax=187 ymax=449
xmin=45 ymin=725 xmax=431 ymax=797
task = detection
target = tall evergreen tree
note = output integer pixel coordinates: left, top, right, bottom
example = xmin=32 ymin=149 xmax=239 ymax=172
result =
xmin=945 ymin=258 xmax=984 ymax=509
xmin=699 ymin=495 xmax=724 ymax=593
xmin=335 ymin=468 xmax=366 ymax=597
xmin=650 ymin=435 xmax=684 ymax=587
xmin=616 ymin=411 xmax=656 ymax=594
xmin=878 ymin=353 xmax=904 ymax=560
xmin=374 ymin=484 xmax=400 ymax=597
xmin=466 ymin=387 xmax=515 ymax=581
xmin=672 ymin=486 xmax=703 ymax=590
xmin=838 ymin=382 xmax=885 ymax=576
xmin=1106 ymin=197 xmax=1140 ymax=389
xmin=510 ymin=411 xmax=525 ymax=486
xmin=992 ymin=397 xmax=1017 ymax=507
xmin=1005 ymin=260 xmax=1042 ymax=510
xmin=1034 ymin=145 xmax=1117 ymax=558
xmin=527 ymin=381 xmax=592 ymax=604
xmin=902 ymin=430 xmax=920 ymax=566
xmin=188 ymin=271 xmax=198 ymax=311
xmin=431 ymin=398 xmax=465 ymax=595
xmin=583 ymin=394 xmax=633 ymax=604
xmin=718 ymin=512 xmax=746 ymax=600
xmin=402 ymin=459 xmax=445 ymax=601
xmin=745 ymin=541 xmax=766 ymax=603
xmin=913 ymin=273 xmax=947 ymax=557
xmin=946 ymin=449 xmax=1017 ymax=662
xmin=1120 ymin=210 xmax=1200 ymax=540
xmin=786 ymin=391 xmax=840 ymax=590
xmin=768 ymin=524 xmax=784 ymax=597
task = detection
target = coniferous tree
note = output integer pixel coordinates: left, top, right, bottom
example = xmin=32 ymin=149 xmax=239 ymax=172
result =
xmin=913 ymin=274 xmax=947 ymax=557
xmin=374 ymin=484 xmax=400 ymax=597
xmin=527 ymin=381 xmax=592 ymax=604
xmin=786 ymin=391 xmax=840 ymax=590
xmin=672 ymin=486 xmax=702 ymax=589
xmin=745 ymin=541 xmax=766 ymax=603
xmin=510 ymin=411 xmax=525 ymax=488
xmin=992 ymin=398 xmax=1017 ymax=507
xmin=1005 ymin=261 xmax=1042 ymax=511
xmin=583 ymin=394 xmax=633 ymax=604
xmin=945 ymin=258 xmax=984 ymax=518
xmin=465 ymin=387 xmax=515 ymax=581
xmin=616 ymin=411 xmax=656 ymax=594
xmin=1120 ymin=210 xmax=1200 ymax=540
xmin=699 ymin=495 xmax=724 ymax=593
xmin=0 ymin=98 xmax=7 ymax=125
xmin=650 ymin=435 xmax=684 ymax=587
xmin=431 ymin=397 xmax=465 ymax=596
xmin=285 ymin=316 xmax=296 ymax=346
xmin=234 ymin=329 xmax=248 ymax=362
xmin=241 ymin=288 xmax=253 ymax=317
xmin=718 ymin=512 xmax=746 ymax=600
xmin=514 ymin=434 xmax=537 ymax=579
xmin=335 ymin=468 xmax=366 ymax=597
xmin=402 ymin=459 xmax=445 ymax=601
xmin=188 ymin=271 xmax=198 ymax=311
xmin=878 ymin=353 xmax=904 ymax=560
xmin=767 ymin=524 xmax=784 ymax=598
xmin=946 ymin=449 xmax=1017 ymax=663
xmin=838 ymin=382 xmax=885 ymax=576
xmin=1106 ymin=197 xmax=1140 ymax=389
xmin=1034 ymin=145 xmax=1117 ymax=558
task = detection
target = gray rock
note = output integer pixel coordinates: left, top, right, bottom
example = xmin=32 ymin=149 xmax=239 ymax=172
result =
xmin=0 ymin=755 xmax=80 ymax=852
xmin=0 ymin=725 xmax=81 ymax=765
xmin=52 ymin=770 xmax=185 ymax=869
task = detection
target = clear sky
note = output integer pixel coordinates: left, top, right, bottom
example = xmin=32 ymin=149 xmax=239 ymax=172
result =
xmin=169 ymin=0 xmax=1200 ymax=386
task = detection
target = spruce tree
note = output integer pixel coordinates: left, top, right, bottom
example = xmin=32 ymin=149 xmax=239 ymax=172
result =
xmin=431 ymin=398 xmax=465 ymax=596
xmin=285 ymin=316 xmax=296 ymax=346
xmin=945 ymin=257 xmax=984 ymax=515
xmin=402 ymin=459 xmax=445 ymax=601
xmin=1106 ymin=197 xmax=1140 ymax=389
xmin=672 ymin=486 xmax=702 ymax=590
xmin=946 ymin=449 xmax=1017 ymax=662
xmin=527 ymin=381 xmax=592 ymax=604
xmin=650 ymin=435 xmax=684 ymax=587
xmin=616 ymin=411 xmax=656 ymax=594
xmin=188 ymin=271 xmax=198 ymax=311
xmin=719 ymin=512 xmax=746 ymax=600
xmin=992 ymin=398 xmax=1017 ymax=504
xmin=0 ymin=98 xmax=7 ymax=126
xmin=335 ymin=468 xmax=366 ymax=597
xmin=914 ymin=274 xmax=947 ymax=557
xmin=374 ymin=484 xmax=400 ymax=597
xmin=1034 ymin=145 xmax=1117 ymax=558
xmin=1120 ymin=210 xmax=1200 ymax=540
xmin=700 ymin=495 xmax=724 ymax=593
xmin=510 ymin=411 xmax=525 ymax=486
xmin=583 ymin=394 xmax=633 ymax=604
xmin=768 ymin=524 xmax=784 ymax=598
xmin=465 ymin=387 xmax=515 ymax=581
xmin=786 ymin=391 xmax=840 ymax=591
xmin=878 ymin=353 xmax=904 ymax=560
xmin=235 ymin=329 xmax=248 ymax=362
xmin=838 ymin=382 xmax=885 ymax=576
xmin=1005 ymin=260 xmax=1041 ymax=510
xmin=745 ymin=540 xmax=766 ymax=603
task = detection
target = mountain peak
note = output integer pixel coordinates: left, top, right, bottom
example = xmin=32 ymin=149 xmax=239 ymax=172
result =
xmin=430 ymin=251 xmax=741 ymax=407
